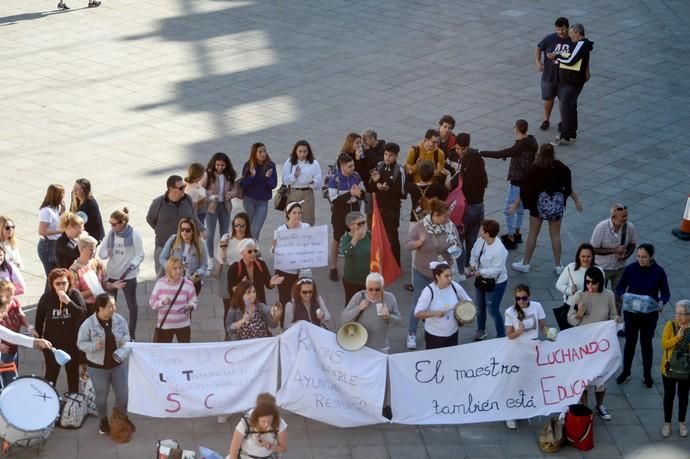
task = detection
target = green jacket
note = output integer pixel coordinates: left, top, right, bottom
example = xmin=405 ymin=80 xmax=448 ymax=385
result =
xmin=339 ymin=232 xmax=371 ymax=284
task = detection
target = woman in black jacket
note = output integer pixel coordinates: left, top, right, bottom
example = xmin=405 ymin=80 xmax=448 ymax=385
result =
xmin=510 ymin=143 xmax=582 ymax=275
xmin=227 ymin=239 xmax=283 ymax=310
xmin=70 ymin=178 xmax=105 ymax=243
xmin=35 ymin=268 xmax=87 ymax=393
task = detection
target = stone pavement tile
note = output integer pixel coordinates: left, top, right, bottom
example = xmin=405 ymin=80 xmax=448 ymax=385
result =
xmin=419 ymin=426 xmax=461 ymax=445
xmin=349 ymin=445 xmax=390 ymax=459
xmin=387 ymin=444 xmax=430 ymax=459
xmin=345 ymin=427 xmax=386 ymax=446
xmin=309 ymin=446 xmax=352 ymax=459
xmin=426 ymin=444 xmax=467 ymax=459
xmin=309 ymin=428 xmax=350 ymax=448
xmin=461 ymin=444 xmax=505 ymax=458
xmin=382 ymin=427 xmax=425 ymax=446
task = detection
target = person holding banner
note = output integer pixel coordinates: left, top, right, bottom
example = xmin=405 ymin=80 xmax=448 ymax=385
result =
xmin=272 ymin=201 xmax=310 ymax=320
xmin=504 ymin=283 xmax=548 ymax=430
xmin=660 ymin=299 xmax=690 ymax=438
xmin=615 ymin=243 xmax=670 ymax=388
xmin=339 ymin=211 xmax=371 ymax=305
xmin=341 ymin=272 xmax=400 ymax=353
xmin=227 ymin=393 xmax=288 ymax=459
xmin=404 ymin=198 xmax=461 ymax=349
xmin=227 ymin=239 xmax=283 ymax=306
xmin=283 ymin=277 xmax=332 ymax=329
xmin=414 ymin=262 xmax=471 ymax=349
xmin=567 ymin=266 xmax=619 ymax=421
xmin=469 ymin=219 xmax=508 ymax=341
xmin=225 ymin=280 xmax=281 ymax=341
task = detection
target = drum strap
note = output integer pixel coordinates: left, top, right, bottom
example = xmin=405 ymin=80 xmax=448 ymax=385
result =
xmin=425 ymin=283 xmax=460 ymax=310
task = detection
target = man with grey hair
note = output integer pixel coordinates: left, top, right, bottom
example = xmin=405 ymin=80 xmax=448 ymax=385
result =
xmin=590 ymin=204 xmax=637 ymax=316
xmin=341 ymin=272 xmax=401 ymax=353
xmin=551 ymin=23 xmax=594 ymax=145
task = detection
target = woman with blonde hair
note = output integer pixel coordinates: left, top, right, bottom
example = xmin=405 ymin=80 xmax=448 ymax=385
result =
xmin=239 ymin=142 xmax=278 ymax=241
xmin=227 ymin=392 xmax=288 ymax=458
xmin=70 ymin=178 xmax=105 ymax=243
xmin=55 ymin=212 xmax=85 ymax=269
xmin=37 ymin=184 xmax=65 ymax=276
xmin=149 ymin=257 xmax=197 ymax=343
xmin=99 ymin=208 xmax=144 ymax=339
xmin=71 ymin=234 xmax=119 ymax=314
xmin=0 ymin=216 xmax=22 ymax=268
xmin=159 ymin=218 xmax=208 ymax=293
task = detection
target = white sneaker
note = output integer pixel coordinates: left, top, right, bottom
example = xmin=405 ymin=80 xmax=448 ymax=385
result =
xmin=554 ymin=265 xmax=565 ymax=275
xmin=217 ymin=415 xmax=228 ymax=424
xmin=406 ymin=333 xmax=417 ymax=350
xmin=505 ymin=419 xmax=517 ymax=430
xmin=511 ymin=261 xmax=530 ymax=273
xmin=457 ymin=274 xmax=467 ymax=282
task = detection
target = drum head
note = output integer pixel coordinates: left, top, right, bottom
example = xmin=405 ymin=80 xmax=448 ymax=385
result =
xmin=454 ymin=301 xmax=476 ymax=322
xmin=0 ymin=376 xmax=60 ymax=431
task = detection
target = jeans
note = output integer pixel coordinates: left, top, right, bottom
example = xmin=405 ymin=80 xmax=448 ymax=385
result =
xmin=408 ymin=269 xmax=432 ymax=334
xmin=107 ymin=278 xmax=138 ymax=340
xmin=663 ymin=375 xmax=690 ymax=423
xmin=37 ymin=238 xmax=57 ymax=279
xmin=476 ymin=280 xmax=507 ymax=338
xmin=557 ymin=84 xmax=583 ymax=140
xmin=243 ymin=196 xmax=269 ymax=241
xmin=88 ymin=362 xmax=128 ymax=419
xmin=622 ymin=311 xmax=658 ymax=380
xmin=461 ymin=202 xmax=484 ymax=268
xmin=205 ymin=204 xmax=230 ymax=258
xmin=503 ymin=185 xmax=524 ymax=236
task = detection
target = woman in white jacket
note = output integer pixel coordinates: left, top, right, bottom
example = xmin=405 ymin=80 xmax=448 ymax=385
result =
xmin=555 ymin=243 xmax=601 ymax=301
xmin=98 ymin=208 xmax=144 ymax=339
xmin=469 ymin=219 xmax=508 ymax=340
xmin=414 ymin=262 xmax=472 ymax=349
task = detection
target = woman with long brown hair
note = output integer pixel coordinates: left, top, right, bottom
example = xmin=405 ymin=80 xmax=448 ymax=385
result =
xmin=240 ymin=142 xmax=278 ymax=241
xmin=204 ymin=152 xmax=238 ymax=259
xmin=283 ymin=278 xmax=332 ymax=329
xmin=37 ymin=184 xmax=66 ymax=276
xmin=224 ymin=280 xmax=281 ymax=341
xmin=159 ymin=218 xmax=208 ymax=293
xmin=70 ymin=178 xmax=105 ymax=243
xmin=282 ymin=140 xmax=321 ymax=225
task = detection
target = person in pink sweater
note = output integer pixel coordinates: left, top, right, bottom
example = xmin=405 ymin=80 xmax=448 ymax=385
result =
xmin=149 ymin=257 xmax=198 ymax=343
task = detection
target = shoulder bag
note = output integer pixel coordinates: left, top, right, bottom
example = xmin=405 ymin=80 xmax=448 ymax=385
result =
xmin=152 ymin=280 xmax=185 ymax=343
xmin=666 ymin=322 xmax=690 ymax=380
xmin=474 ymin=242 xmax=496 ymax=292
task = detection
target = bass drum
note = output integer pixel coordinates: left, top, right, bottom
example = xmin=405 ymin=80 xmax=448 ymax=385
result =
xmin=0 ymin=375 xmax=60 ymax=451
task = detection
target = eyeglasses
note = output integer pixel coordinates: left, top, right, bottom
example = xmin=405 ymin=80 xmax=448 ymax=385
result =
xmin=367 ymin=287 xmax=381 ymax=292
xmin=585 ymin=279 xmax=598 ymax=284
xmin=175 ymin=185 xmax=186 ymax=191
xmin=674 ymin=312 xmax=689 ymax=316
xmin=233 ymin=223 xmax=246 ymax=228
xmin=515 ymin=296 xmax=529 ymax=301
xmin=301 ymin=290 xmax=314 ymax=295
xmin=4 ymin=226 xmax=14 ymax=230
xmin=109 ymin=221 xmax=121 ymax=227
xmin=180 ymin=227 xmax=193 ymax=233
xmin=614 ymin=206 xmax=627 ymax=212
xmin=54 ymin=281 xmax=69 ymax=286
xmin=354 ymin=221 xmax=366 ymax=227
xmin=246 ymin=249 xmax=258 ymax=254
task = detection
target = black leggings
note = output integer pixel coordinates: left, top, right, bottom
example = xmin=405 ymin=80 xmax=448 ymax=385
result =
xmin=622 ymin=311 xmax=658 ymax=380
xmin=424 ymin=331 xmax=458 ymax=350
xmin=43 ymin=347 xmax=80 ymax=393
xmin=663 ymin=375 xmax=690 ymax=422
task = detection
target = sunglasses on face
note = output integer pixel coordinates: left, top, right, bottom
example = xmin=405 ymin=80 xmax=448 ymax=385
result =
xmin=585 ymin=279 xmax=598 ymax=285
xmin=234 ymin=223 xmax=246 ymax=228
xmin=515 ymin=296 xmax=529 ymax=301
xmin=614 ymin=206 xmax=627 ymax=212
xmin=54 ymin=281 xmax=69 ymax=287
xmin=110 ymin=221 xmax=121 ymax=227
xmin=175 ymin=185 xmax=186 ymax=191
xmin=301 ymin=290 xmax=314 ymax=295
xmin=180 ymin=227 xmax=193 ymax=233
xmin=4 ymin=226 xmax=14 ymax=230
xmin=354 ymin=221 xmax=366 ymax=227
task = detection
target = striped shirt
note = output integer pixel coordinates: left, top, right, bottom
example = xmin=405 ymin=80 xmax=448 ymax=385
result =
xmin=149 ymin=277 xmax=198 ymax=329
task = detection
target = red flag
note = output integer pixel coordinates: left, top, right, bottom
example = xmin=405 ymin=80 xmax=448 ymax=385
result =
xmin=370 ymin=194 xmax=402 ymax=285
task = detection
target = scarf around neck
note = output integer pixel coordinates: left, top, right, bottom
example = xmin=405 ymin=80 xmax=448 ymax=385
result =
xmin=421 ymin=215 xmax=459 ymax=248
xmin=107 ymin=224 xmax=134 ymax=249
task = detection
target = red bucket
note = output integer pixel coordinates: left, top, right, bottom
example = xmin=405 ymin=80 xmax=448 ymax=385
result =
xmin=564 ymin=404 xmax=594 ymax=451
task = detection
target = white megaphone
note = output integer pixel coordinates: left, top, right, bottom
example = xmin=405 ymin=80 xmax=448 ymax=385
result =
xmin=336 ymin=322 xmax=368 ymax=351
xmin=52 ymin=348 xmax=72 ymax=366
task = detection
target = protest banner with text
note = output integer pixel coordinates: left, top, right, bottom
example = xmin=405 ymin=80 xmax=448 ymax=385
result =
xmin=127 ymin=338 xmax=278 ymax=417
xmin=389 ymin=321 xmax=621 ymax=425
xmin=274 ymin=225 xmax=329 ymax=271
xmin=278 ymin=322 xmax=389 ymax=427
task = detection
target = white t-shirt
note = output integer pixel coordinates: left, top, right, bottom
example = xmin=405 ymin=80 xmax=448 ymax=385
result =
xmin=235 ymin=410 xmax=287 ymax=458
xmin=38 ymin=206 xmax=61 ymax=240
xmin=414 ymin=281 xmax=471 ymax=337
xmin=504 ymin=301 xmax=546 ymax=341
xmin=185 ymin=183 xmax=206 ymax=205
xmin=273 ymin=222 xmax=310 ymax=274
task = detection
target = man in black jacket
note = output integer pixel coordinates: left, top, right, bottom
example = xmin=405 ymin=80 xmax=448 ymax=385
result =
xmin=479 ymin=120 xmax=538 ymax=249
xmin=367 ymin=143 xmax=405 ymax=265
xmin=552 ymin=23 xmax=594 ymax=145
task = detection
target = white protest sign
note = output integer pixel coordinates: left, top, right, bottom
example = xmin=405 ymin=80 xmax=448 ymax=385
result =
xmin=389 ymin=321 xmax=621 ymax=425
xmin=127 ymin=338 xmax=278 ymax=417
xmin=274 ymin=225 xmax=328 ymax=271
xmin=278 ymin=321 xmax=388 ymax=427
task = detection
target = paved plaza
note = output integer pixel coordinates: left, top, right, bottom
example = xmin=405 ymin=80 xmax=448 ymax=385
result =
xmin=2 ymin=0 xmax=690 ymax=457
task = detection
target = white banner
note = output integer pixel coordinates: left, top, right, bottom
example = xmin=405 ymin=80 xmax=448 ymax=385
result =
xmin=127 ymin=338 xmax=279 ymax=417
xmin=274 ymin=225 xmax=328 ymax=271
xmin=278 ymin=322 xmax=388 ymax=427
xmin=389 ymin=321 xmax=621 ymax=425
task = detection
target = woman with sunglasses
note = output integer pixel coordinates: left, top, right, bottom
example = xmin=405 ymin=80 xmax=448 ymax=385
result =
xmin=283 ymin=278 xmax=332 ymax=329
xmin=225 ymin=280 xmax=281 ymax=341
xmin=414 ymin=262 xmax=471 ymax=349
xmin=159 ymin=218 xmax=209 ymax=294
xmin=0 ymin=216 xmax=22 ymax=269
xmin=272 ymin=202 xmax=310 ymax=318
xmin=216 ymin=213 xmax=254 ymax=321
xmin=35 ymin=268 xmax=87 ymax=393
xmin=37 ymin=184 xmax=66 ymax=277
xmin=239 ymin=143 xmax=278 ymax=241
xmin=660 ymin=299 xmax=690 ymax=438
xmin=504 ymin=283 xmax=548 ymax=430
xmin=339 ymin=211 xmax=371 ymax=305
xmin=70 ymin=178 xmax=105 ymax=244
xmin=0 ymin=246 xmax=25 ymax=296
xmin=205 ymin=153 xmax=238 ymax=260
xmin=99 ymin=208 xmax=144 ymax=339
xmin=227 ymin=239 xmax=283 ymax=312
xmin=616 ymin=243 xmax=670 ymax=388
xmin=567 ymin=267 xmax=619 ymax=421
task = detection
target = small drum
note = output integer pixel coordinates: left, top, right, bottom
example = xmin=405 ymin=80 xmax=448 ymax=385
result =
xmin=0 ymin=376 xmax=60 ymax=452
xmin=454 ymin=301 xmax=477 ymax=326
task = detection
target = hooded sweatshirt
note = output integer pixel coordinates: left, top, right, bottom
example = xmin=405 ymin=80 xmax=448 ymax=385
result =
xmin=479 ymin=135 xmax=539 ymax=186
xmin=35 ymin=289 xmax=87 ymax=348
xmin=557 ymin=38 xmax=594 ymax=87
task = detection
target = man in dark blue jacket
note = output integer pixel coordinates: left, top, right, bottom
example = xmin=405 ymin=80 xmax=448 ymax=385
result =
xmin=552 ymin=23 xmax=594 ymax=145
